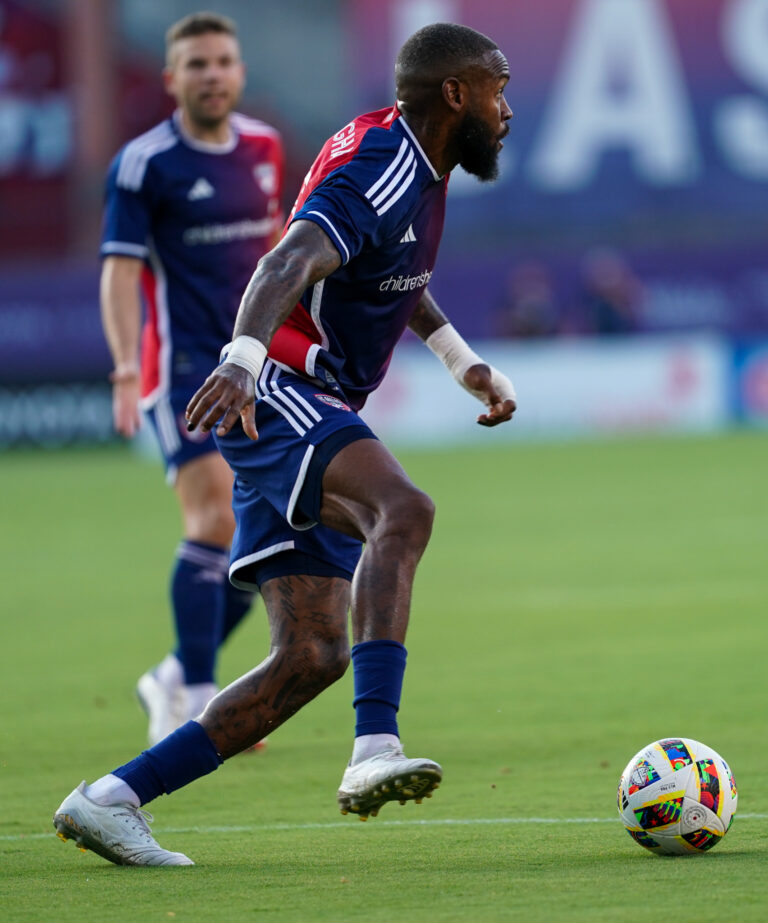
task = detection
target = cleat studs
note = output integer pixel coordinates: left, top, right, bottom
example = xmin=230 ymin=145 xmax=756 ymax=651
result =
xmin=370 ymin=808 xmax=379 ymax=817
xmin=415 ymin=798 xmax=423 ymax=805
xmin=350 ymin=804 xmax=359 ymax=812
xmin=340 ymin=809 xmax=348 ymax=815
xmin=399 ymin=800 xmax=406 ymax=806
xmin=56 ymin=832 xmax=68 ymax=842
xmin=411 ymin=775 xmax=419 ymax=782
xmin=359 ymin=815 xmax=368 ymax=822
xmin=381 ymin=785 xmax=389 ymax=793
xmin=425 ymin=792 xmax=433 ymax=798
xmin=402 ymin=788 xmax=414 ymax=797
xmin=394 ymin=778 xmax=402 ymax=787
xmin=78 ymin=847 xmax=88 ymax=853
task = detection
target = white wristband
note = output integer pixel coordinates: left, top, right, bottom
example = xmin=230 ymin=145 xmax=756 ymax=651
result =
xmin=425 ymin=323 xmax=516 ymax=407
xmin=425 ymin=323 xmax=484 ymax=382
xmin=223 ymin=335 xmax=267 ymax=385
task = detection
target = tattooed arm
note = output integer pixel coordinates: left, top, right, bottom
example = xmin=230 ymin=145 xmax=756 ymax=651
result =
xmin=231 ymin=220 xmax=341 ymax=345
xmin=186 ymin=220 xmax=341 ymax=438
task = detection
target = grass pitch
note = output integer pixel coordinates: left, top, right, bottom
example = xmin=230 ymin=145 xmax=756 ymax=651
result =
xmin=1 ymin=432 xmax=767 ymax=921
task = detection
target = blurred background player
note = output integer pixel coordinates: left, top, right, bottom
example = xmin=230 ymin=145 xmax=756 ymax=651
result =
xmin=99 ymin=11 xmax=284 ymax=744
xmin=578 ymin=247 xmax=642 ymax=336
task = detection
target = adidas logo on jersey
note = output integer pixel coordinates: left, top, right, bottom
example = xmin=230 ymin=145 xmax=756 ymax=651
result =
xmin=399 ymin=224 xmax=417 ymax=243
xmin=187 ymin=177 xmax=215 ymax=201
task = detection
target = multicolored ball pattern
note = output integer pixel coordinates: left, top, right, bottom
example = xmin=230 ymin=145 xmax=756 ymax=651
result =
xmin=617 ymin=738 xmax=737 ymax=855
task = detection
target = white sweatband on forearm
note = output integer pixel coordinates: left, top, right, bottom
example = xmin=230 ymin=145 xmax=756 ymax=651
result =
xmin=425 ymin=323 xmax=484 ymax=381
xmin=223 ymin=335 xmax=267 ymax=385
xmin=425 ymin=323 xmax=516 ymax=405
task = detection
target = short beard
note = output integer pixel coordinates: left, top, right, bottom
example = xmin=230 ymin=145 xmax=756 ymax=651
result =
xmin=456 ymin=111 xmax=500 ymax=182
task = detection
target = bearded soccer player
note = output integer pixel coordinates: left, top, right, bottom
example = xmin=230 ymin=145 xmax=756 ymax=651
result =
xmin=99 ymin=12 xmax=284 ymax=744
xmin=54 ymin=22 xmax=516 ymax=866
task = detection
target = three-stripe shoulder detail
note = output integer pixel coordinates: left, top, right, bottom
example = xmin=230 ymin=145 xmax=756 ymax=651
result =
xmin=364 ymin=137 xmax=418 ymax=216
xmin=230 ymin=113 xmax=280 ymax=140
xmin=116 ymin=122 xmax=178 ymax=192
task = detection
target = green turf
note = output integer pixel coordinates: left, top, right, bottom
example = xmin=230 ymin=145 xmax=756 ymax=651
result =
xmin=2 ymin=432 xmax=767 ymax=921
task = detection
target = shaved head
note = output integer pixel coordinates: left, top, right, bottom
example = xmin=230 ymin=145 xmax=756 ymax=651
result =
xmin=395 ymin=22 xmax=499 ymax=110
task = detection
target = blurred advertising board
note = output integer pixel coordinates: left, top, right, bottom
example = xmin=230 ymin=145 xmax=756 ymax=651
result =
xmin=361 ymin=334 xmax=730 ymax=445
xmin=348 ymin=0 xmax=768 ymax=336
xmin=0 ymin=0 xmax=71 ymax=254
xmin=0 ymin=263 xmax=107 ymax=383
xmin=0 ymin=262 xmax=111 ymax=447
xmin=0 ymin=0 xmax=167 ymax=258
xmin=732 ymin=341 xmax=768 ymax=425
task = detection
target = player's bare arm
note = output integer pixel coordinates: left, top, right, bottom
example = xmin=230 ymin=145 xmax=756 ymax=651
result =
xmin=100 ymin=255 xmax=144 ymax=437
xmin=185 ymin=219 xmax=342 ymax=438
xmin=408 ymin=288 xmax=517 ymax=426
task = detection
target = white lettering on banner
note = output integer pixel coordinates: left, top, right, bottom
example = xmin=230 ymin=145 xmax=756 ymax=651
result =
xmin=0 ymin=93 xmax=72 ymax=175
xmin=715 ymin=0 xmax=768 ymax=178
xmin=529 ymin=0 xmax=699 ymax=190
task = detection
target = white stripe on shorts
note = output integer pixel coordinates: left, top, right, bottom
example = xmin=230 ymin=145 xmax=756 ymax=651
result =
xmin=155 ymin=396 xmax=181 ymax=455
xmin=271 ymin=389 xmax=316 ymax=430
xmin=261 ymin=394 xmax=306 ymax=436
xmin=285 ymin=386 xmax=323 ymax=423
xmin=229 ymin=541 xmax=296 ymax=590
xmin=286 ymin=444 xmax=317 ymax=530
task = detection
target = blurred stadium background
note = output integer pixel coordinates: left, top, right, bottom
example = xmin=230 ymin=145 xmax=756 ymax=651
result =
xmin=2 ymin=0 xmax=768 ymax=448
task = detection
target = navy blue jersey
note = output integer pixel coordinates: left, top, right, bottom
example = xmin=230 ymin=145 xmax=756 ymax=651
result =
xmin=101 ymin=110 xmax=284 ymax=406
xmin=269 ymin=105 xmax=447 ymax=411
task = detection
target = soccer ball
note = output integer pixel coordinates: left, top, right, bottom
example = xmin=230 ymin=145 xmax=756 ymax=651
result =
xmin=617 ymin=738 xmax=737 ymax=855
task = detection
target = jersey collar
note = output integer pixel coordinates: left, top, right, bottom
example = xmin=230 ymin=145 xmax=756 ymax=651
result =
xmin=172 ymin=110 xmax=239 ymax=154
xmin=396 ymin=105 xmax=442 ymax=181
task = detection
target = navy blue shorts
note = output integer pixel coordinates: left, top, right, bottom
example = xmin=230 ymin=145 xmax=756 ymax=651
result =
xmin=144 ymin=386 xmax=217 ymax=484
xmin=214 ymin=360 xmax=376 ymax=590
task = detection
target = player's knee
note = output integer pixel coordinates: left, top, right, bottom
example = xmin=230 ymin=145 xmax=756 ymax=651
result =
xmin=185 ymin=503 xmax=236 ymax=546
xmin=296 ymin=634 xmax=350 ymax=686
xmin=381 ymin=486 xmax=435 ymax=551
xmin=358 ymin=484 xmax=435 ymax=557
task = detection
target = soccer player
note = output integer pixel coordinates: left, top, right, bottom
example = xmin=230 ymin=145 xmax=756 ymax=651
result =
xmin=99 ymin=12 xmax=284 ymax=744
xmin=54 ymin=22 xmax=516 ymax=866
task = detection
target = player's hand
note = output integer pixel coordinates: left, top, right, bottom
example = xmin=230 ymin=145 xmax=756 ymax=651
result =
xmin=109 ymin=374 xmax=141 ymax=438
xmin=462 ymin=363 xmax=516 ymax=427
xmin=185 ymin=364 xmax=258 ymax=440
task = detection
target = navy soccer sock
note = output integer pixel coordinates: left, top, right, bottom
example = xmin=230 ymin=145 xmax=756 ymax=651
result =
xmin=220 ymin=582 xmax=254 ymax=646
xmin=112 ymin=720 xmax=223 ymax=805
xmin=351 ymin=639 xmax=407 ymax=737
xmin=171 ymin=540 xmax=228 ymax=684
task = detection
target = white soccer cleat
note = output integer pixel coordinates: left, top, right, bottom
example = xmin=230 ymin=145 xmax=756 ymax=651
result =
xmin=136 ymin=666 xmax=184 ymax=746
xmin=53 ymin=782 xmax=194 ymax=867
xmin=337 ymin=744 xmax=442 ymax=821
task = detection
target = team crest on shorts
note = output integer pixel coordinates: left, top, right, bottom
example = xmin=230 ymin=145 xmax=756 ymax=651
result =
xmin=315 ymin=393 xmax=351 ymax=411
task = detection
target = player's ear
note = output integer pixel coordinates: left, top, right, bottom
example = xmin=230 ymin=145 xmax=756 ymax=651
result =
xmin=162 ymin=66 xmax=175 ymax=98
xmin=442 ymin=77 xmax=466 ymax=113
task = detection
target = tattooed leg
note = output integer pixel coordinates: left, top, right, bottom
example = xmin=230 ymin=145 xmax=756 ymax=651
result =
xmin=199 ymin=574 xmax=350 ymax=759
xmin=318 ymin=439 xmax=435 ymax=644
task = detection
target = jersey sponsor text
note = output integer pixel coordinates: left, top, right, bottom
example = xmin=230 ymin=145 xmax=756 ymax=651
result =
xmin=379 ymin=269 xmax=433 ymax=293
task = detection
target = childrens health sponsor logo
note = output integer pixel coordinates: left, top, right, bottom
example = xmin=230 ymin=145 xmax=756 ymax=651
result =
xmin=183 ymin=217 xmax=274 ymax=245
xmin=379 ymin=269 xmax=433 ymax=293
